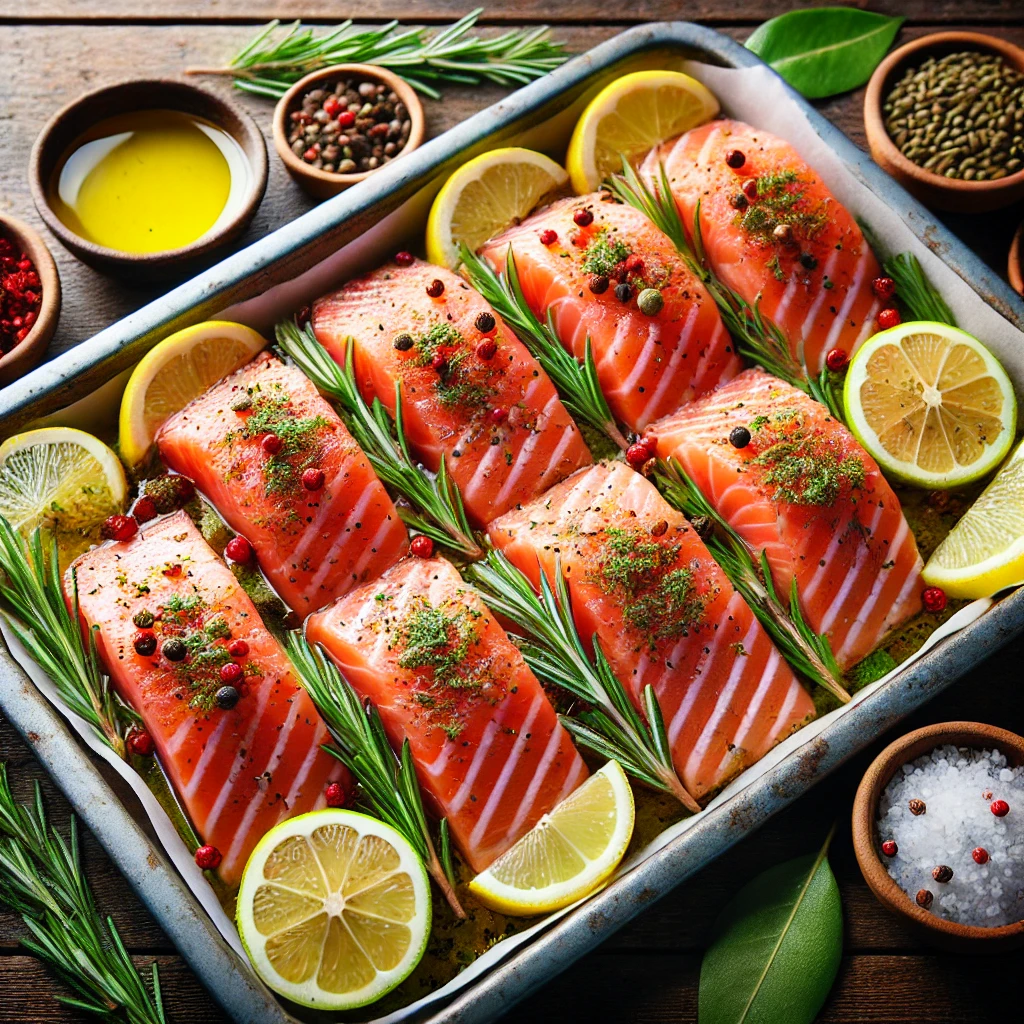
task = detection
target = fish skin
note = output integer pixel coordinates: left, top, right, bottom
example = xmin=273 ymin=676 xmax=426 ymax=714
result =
xmin=157 ymin=352 xmax=408 ymax=614
xmin=67 ymin=512 xmax=346 ymax=885
xmin=312 ymin=259 xmax=592 ymax=527
xmin=480 ymin=194 xmax=740 ymax=432
xmin=306 ymin=555 xmax=588 ymax=873
xmin=643 ymin=119 xmax=882 ymax=374
xmin=650 ymin=368 xmax=923 ymax=670
xmin=487 ymin=461 xmax=814 ymax=800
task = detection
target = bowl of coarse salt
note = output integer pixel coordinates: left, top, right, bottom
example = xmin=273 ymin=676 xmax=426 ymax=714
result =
xmin=853 ymin=722 xmax=1024 ymax=951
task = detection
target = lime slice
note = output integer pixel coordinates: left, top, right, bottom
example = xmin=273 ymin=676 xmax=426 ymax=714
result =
xmin=468 ymin=760 xmax=634 ymax=916
xmin=0 ymin=427 xmax=127 ymax=569
xmin=844 ymin=320 xmax=1016 ymax=489
xmin=924 ymin=438 xmax=1024 ymax=598
xmin=425 ymin=147 xmax=568 ymax=269
xmin=565 ymin=70 xmax=720 ymax=193
xmin=237 ymin=810 xmax=430 ymax=1011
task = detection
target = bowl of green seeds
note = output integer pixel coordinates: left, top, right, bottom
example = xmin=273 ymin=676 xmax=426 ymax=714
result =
xmin=865 ymin=31 xmax=1024 ymax=213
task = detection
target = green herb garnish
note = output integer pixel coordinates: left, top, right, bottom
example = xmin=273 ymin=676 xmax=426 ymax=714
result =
xmin=581 ymin=230 xmax=632 ymax=278
xmin=397 ymin=602 xmax=483 ymax=691
xmin=412 ymin=322 xmax=497 ymax=410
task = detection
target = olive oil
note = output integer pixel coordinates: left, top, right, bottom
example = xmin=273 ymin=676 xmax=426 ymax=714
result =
xmin=50 ymin=109 xmax=249 ymax=254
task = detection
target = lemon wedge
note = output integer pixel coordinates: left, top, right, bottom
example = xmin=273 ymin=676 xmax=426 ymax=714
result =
xmin=565 ymin=70 xmax=720 ymax=193
xmin=844 ymin=321 xmax=1016 ymax=489
xmin=468 ymin=760 xmax=634 ymax=916
xmin=0 ymin=427 xmax=127 ymax=569
xmin=924 ymin=438 xmax=1024 ymax=598
xmin=425 ymin=147 xmax=568 ymax=269
xmin=119 ymin=320 xmax=267 ymax=469
xmin=236 ymin=810 xmax=431 ymax=1011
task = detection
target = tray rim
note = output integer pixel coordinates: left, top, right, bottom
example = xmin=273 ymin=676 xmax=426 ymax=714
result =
xmin=1 ymin=19 xmax=1023 ymax=1024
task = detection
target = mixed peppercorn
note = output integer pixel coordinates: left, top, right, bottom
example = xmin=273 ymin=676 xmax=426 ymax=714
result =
xmin=0 ymin=228 xmax=42 ymax=354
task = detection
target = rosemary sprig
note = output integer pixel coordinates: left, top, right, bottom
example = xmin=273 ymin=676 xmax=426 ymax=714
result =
xmin=882 ymin=252 xmax=957 ymax=326
xmin=460 ymin=244 xmax=629 ymax=450
xmin=286 ymin=636 xmax=465 ymax=917
xmin=0 ymin=522 xmax=132 ymax=757
xmin=466 ymin=548 xmax=701 ymax=813
xmin=188 ymin=10 xmax=569 ymax=101
xmin=0 ymin=764 xmax=166 ymax=1024
xmin=275 ymin=320 xmax=481 ymax=559
xmin=653 ymin=460 xmax=849 ymax=704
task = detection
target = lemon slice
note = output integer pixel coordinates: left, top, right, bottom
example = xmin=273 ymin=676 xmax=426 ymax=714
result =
xmin=468 ymin=760 xmax=634 ymax=916
xmin=844 ymin=321 xmax=1016 ymax=489
xmin=119 ymin=320 xmax=267 ymax=469
xmin=426 ymin=147 xmax=568 ymax=269
xmin=0 ymin=427 xmax=127 ymax=569
xmin=237 ymin=810 xmax=430 ymax=1011
xmin=566 ymin=70 xmax=720 ymax=193
xmin=924 ymin=438 xmax=1024 ymax=598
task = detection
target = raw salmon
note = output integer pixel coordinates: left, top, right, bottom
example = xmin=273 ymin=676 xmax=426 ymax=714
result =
xmin=480 ymin=195 xmax=740 ymax=432
xmin=157 ymin=352 xmax=408 ymax=614
xmin=68 ymin=512 xmax=346 ymax=885
xmin=312 ymin=259 xmax=592 ymax=526
xmin=651 ymin=369 xmax=923 ymax=669
xmin=305 ymin=555 xmax=588 ymax=873
xmin=643 ymin=119 xmax=882 ymax=374
xmin=487 ymin=461 xmax=814 ymax=800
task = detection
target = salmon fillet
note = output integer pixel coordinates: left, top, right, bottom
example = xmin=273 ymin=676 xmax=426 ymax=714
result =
xmin=487 ymin=461 xmax=814 ymax=800
xmin=157 ymin=352 xmax=408 ymax=614
xmin=312 ymin=259 xmax=592 ymax=526
xmin=651 ymin=369 xmax=923 ymax=669
xmin=68 ymin=512 xmax=345 ymax=885
xmin=480 ymin=195 xmax=740 ymax=432
xmin=305 ymin=555 xmax=588 ymax=873
xmin=643 ymin=119 xmax=882 ymax=374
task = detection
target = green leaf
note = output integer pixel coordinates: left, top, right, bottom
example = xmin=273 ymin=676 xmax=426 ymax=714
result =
xmin=699 ymin=831 xmax=842 ymax=1024
xmin=746 ymin=8 xmax=903 ymax=99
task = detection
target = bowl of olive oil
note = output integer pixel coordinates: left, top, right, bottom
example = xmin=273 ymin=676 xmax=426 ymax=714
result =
xmin=30 ymin=80 xmax=267 ymax=282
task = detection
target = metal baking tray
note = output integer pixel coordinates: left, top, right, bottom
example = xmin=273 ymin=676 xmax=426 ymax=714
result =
xmin=3 ymin=21 xmax=1024 ymax=1024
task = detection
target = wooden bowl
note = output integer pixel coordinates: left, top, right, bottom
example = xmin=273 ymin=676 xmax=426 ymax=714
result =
xmin=1010 ymin=220 xmax=1023 ymax=297
xmin=864 ymin=32 xmax=1024 ymax=213
xmin=273 ymin=64 xmax=425 ymax=200
xmin=29 ymin=79 xmax=268 ymax=283
xmin=852 ymin=721 xmax=1024 ymax=952
xmin=0 ymin=214 xmax=61 ymax=387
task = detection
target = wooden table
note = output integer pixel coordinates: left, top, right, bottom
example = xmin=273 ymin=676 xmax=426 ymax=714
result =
xmin=1 ymin=4 xmax=1023 ymax=1022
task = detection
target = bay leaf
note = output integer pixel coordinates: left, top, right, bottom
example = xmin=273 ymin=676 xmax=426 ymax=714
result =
xmin=698 ymin=831 xmax=842 ymax=1024
xmin=745 ymin=8 xmax=903 ymax=100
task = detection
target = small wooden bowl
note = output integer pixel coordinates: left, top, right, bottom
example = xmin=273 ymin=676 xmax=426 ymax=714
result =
xmin=864 ymin=32 xmax=1024 ymax=213
xmin=30 ymin=79 xmax=268 ymax=283
xmin=853 ymin=721 xmax=1024 ymax=952
xmin=0 ymin=214 xmax=61 ymax=386
xmin=1009 ymin=220 xmax=1023 ymax=297
xmin=273 ymin=64 xmax=425 ymax=200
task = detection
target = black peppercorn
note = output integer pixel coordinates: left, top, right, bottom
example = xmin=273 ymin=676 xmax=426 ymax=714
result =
xmin=162 ymin=638 xmax=187 ymax=662
xmin=800 ymin=252 xmax=819 ymax=270
xmin=729 ymin=193 xmax=749 ymax=210
xmin=474 ymin=311 xmax=496 ymax=334
xmin=729 ymin=426 xmax=751 ymax=449
xmin=725 ymin=149 xmax=746 ymax=169
xmin=393 ymin=333 xmax=414 ymax=351
xmin=132 ymin=609 xmax=155 ymax=629
xmin=133 ymin=632 xmax=157 ymax=657
xmin=215 ymin=685 xmax=241 ymax=710
xmin=588 ymin=274 xmax=609 ymax=294
xmin=615 ymin=282 xmax=633 ymax=303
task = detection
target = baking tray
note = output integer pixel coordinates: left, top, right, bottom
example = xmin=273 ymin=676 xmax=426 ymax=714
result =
xmin=3 ymin=20 xmax=1024 ymax=1024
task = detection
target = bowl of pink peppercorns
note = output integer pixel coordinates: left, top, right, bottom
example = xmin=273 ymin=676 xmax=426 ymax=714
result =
xmin=0 ymin=213 xmax=60 ymax=386
xmin=273 ymin=64 xmax=425 ymax=200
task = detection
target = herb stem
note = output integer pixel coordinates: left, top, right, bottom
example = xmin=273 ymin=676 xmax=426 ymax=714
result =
xmin=882 ymin=252 xmax=957 ymax=326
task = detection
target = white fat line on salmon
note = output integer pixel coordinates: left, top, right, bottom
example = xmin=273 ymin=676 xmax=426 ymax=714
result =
xmin=635 ymin=305 xmax=702 ymax=427
xmin=727 ymin=640 xmax=784 ymax=760
xmin=819 ymin=246 xmax=875 ymax=356
xmin=450 ymin=718 xmax=503 ymax=816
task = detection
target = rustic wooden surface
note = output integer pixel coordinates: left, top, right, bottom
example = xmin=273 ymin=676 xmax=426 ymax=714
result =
xmin=1 ymin=4 xmax=1023 ymax=1023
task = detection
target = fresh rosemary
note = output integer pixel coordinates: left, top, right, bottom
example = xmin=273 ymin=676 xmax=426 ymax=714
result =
xmin=460 ymin=244 xmax=630 ymax=451
xmin=466 ymin=548 xmax=701 ymax=813
xmin=0 ymin=521 xmax=133 ymax=757
xmin=882 ymin=252 xmax=957 ymax=326
xmin=285 ymin=635 xmax=464 ymax=917
xmin=0 ymin=764 xmax=166 ymax=1024
xmin=275 ymin=320 xmax=482 ymax=559
xmin=188 ymin=10 xmax=569 ymax=101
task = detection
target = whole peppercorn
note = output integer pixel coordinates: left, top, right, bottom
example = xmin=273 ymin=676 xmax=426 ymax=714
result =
xmin=573 ymin=208 xmax=594 ymax=227
xmin=729 ymin=193 xmax=749 ymax=210
xmin=916 ymin=889 xmax=934 ymax=909
xmin=650 ymin=520 xmax=669 ymax=537
xmin=881 ymin=839 xmax=898 ymax=856
xmin=338 ymin=110 xmax=356 ymax=129
xmin=615 ymin=282 xmax=633 ymax=303
xmin=539 ymin=229 xmax=558 ymax=245
xmin=741 ymin=178 xmax=758 ymax=201
xmin=325 ymin=781 xmax=346 ymax=808
xmin=690 ymin=515 xmax=714 ymax=542
xmin=588 ymin=274 xmax=610 ymax=294
xmin=725 ymin=149 xmax=746 ymax=169
xmin=729 ymin=426 xmax=751 ymax=449
xmin=426 ymin=279 xmax=445 ymax=298
xmin=132 ymin=609 xmax=155 ymax=629
xmin=871 ymin=276 xmax=896 ymax=301
xmin=474 ymin=311 xmax=496 ymax=334
xmin=932 ymin=865 xmax=953 ymax=883
xmin=302 ymin=467 xmax=326 ymax=491
xmin=228 ymin=639 xmax=249 ymax=659
xmin=410 ymin=535 xmax=434 ymax=559
xmin=825 ymin=348 xmax=849 ymax=373
xmin=220 ymin=662 xmax=244 ymax=685
xmin=972 ymin=847 xmax=990 ymax=865
xmin=626 ymin=440 xmax=654 ymax=469
xmin=194 ymin=845 xmax=222 ymax=871
xmin=476 ymin=339 xmax=497 ymax=360
xmin=800 ymin=252 xmax=819 ymax=270
xmin=431 ymin=353 xmax=448 ymax=373
xmin=132 ymin=495 xmax=158 ymax=523
xmin=393 ymin=332 xmax=414 ymax=351
xmin=101 ymin=514 xmax=138 ymax=543
xmin=162 ymin=638 xmax=187 ymax=663
xmin=225 ymin=536 xmax=254 ymax=564
xmin=394 ymin=250 xmax=414 ymax=267
xmin=876 ymin=307 xmax=901 ymax=331
xmin=489 ymin=407 xmax=508 ymax=424
xmin=991 ymin=799 xmax=1010 ymax=817
xmin=773 ymin=223 xmax=794 ymax=244
xmin=922 ymin=586 xmax=947 ymax=613
xmin=215 ymin=685 xmax=240 ymax=711
xmin=133 ymin=631 xmax=157 ymax=657
xmin=637 ymin=288 xmax=664 ymax=316
xmin=127 ymin=729 xmax=155 ymax=757
xmin=909 ymin=798 xmax=926 ymax=815
xmin=261 ymin=433 xmax=283 ymax=455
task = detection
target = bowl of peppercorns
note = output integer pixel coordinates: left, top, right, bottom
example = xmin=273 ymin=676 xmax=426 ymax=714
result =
xmin=273 ymin=64 xmax=424 ymax=199
xmin=0 ymin=213 xmax=60 ymax=386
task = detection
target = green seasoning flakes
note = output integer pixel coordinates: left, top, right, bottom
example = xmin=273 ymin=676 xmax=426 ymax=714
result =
xmin=736 ymin=169 xmax=827 ymax=249
xmin=412 ymin=322 xmax=497 ymax=410
xmin=581 ymin=229 xmax=632 ymax=278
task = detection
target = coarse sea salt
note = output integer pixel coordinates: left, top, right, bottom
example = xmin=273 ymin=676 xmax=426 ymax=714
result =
xmin=877 ymin=745 xmax=1024 ymax=927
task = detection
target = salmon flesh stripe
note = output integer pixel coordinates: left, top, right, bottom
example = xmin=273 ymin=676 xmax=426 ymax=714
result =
xmin=487 ymin=461 xmax=814 ymax=800
xmin=651 ymin=369 xmax=923 ymax=670
xmin=68 ymin=511 xmax=346 ymax=885
xmin=157 ymin=352 xmax=408 ymax=614
xmin=643 ymin=119 xmax=883 ymax=374
xmin=305 ymin=555 xmax=588 ymax=873
xmin=480 ymin=195 xmax=740 ymax=432
xmin=312 ymin=259 xmax=592 ymax=526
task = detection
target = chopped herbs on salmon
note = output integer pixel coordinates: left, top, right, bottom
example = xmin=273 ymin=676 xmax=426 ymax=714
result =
xmin=581 ymin=230 xmax=632 ymax=277
xmin=736 ymin=169 xmax=828 ymax=251
xmin=411 ymin=322 xmax=497 ymax=410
